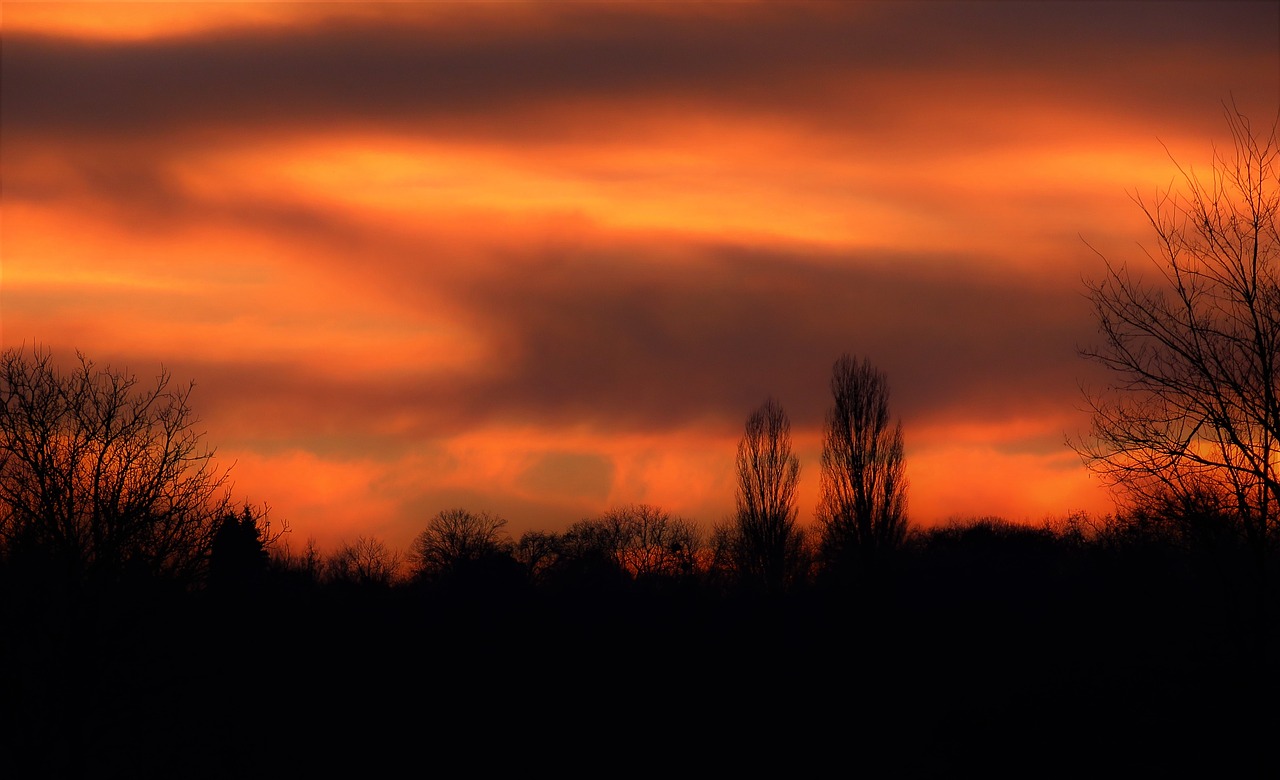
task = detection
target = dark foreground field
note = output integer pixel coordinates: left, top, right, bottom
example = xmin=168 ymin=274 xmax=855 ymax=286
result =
xmin=2 ymin=532 xmax=1276 ymax=779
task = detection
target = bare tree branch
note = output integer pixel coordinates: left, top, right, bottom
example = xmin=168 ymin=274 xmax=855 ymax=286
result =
xmin=1075 ymin=101 xmax=1280 ymax=560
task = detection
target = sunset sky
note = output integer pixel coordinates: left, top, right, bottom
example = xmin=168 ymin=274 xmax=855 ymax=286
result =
xmin=4 ymin=1 xmax=1279 ymax=557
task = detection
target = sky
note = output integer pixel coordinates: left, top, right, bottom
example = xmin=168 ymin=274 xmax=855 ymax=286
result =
xmin=4 ymin=0 xmax=1279 ymax=558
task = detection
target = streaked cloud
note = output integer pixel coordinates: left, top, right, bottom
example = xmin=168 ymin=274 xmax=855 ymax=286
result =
xmin=4 ymin=1 xmax=1275 ymax=551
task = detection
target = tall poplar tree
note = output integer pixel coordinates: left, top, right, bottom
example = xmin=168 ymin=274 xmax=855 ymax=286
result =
xmin=816 ymin=353 xmax=908 ymax=577
xmin=733 ymin=396 xmax=804 ymax=592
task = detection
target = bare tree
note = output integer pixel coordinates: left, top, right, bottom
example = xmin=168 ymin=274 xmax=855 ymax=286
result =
xmin=730 ymin=396 xmax=805 ymax=592
xmin=600 ymin=503 xmax=702 ymax=581
xmin=407 ymin=507 xmax=514 ymax=583
xmin=325 ymin=535 xmax=402 ymax=587
xmin=271 ymin=535 xmax=324 ymax=585
xmin=557 ymin=504 xmax=702 ymax=585
xmin=816 ymin=353 xmax=908 ymax=574
xmin=514 ymin=529 xmax=562 ymax=586
xmin=1074 ymin=102 xmax=1280 ymax=572
xmin=0 ymin=345 xmax=235 ymax=586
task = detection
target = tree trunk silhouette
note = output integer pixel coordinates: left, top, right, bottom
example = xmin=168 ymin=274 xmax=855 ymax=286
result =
xmin=816 ymin=353 xmax=908 ymax=580
xmin=732 ymin=396 xmax=805 ymax=593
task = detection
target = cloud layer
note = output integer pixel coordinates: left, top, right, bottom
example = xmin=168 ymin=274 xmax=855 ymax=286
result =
xmin=4 ymin=1 xmax=1278 ymax=552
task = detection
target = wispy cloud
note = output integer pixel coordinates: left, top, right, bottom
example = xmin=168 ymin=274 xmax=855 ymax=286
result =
xmin=4 ymin=1 xmax=1276 ymax=551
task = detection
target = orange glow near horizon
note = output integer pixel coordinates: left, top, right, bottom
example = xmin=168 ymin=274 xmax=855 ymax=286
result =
xmin=213 ymin=419 xmax=1115 ymax=556
xmin=5 ymin=1 xmax=1272 ymax=557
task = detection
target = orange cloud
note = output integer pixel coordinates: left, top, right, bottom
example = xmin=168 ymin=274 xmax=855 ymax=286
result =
xmin=4 ymin=0 xmax=1272 ymax=558
xmin=907 ymin=444 xmax=1113 ymax=526
xmin=2 ymin=2 xmax=390 ymax=42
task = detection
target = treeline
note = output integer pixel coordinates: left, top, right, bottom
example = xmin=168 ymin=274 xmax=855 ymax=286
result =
xmin=249 ymin=500 xmax=1269 ymax=609
xmin=0 ymin=342 xmax=1276 ymax=776
xmin=2 ymin=504 xmax=1274 ymax=777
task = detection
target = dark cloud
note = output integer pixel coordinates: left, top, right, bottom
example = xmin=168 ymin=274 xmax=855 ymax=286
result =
xmin=152 ymin=233 xmax=1097 ymax=452
xmin=450 ymin=240 xmax=1097 ymax=431
xmin=0 ymin=134 xmax=1105 ymax=441
xmin=5 ymin=2 xmax=1274 ymax=146
xmin=516 ymin=452 xmax=614 ymax=503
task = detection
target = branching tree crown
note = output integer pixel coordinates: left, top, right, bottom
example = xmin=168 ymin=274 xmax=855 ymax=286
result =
xmin=816 ymin=353 xmax=908 ymax=572
xmin=0 ymin=344 xmax=235 ymax=586
xmin=1075 ymin=103 xmax=1280 ymax=562
xmin=326 ymin=535 xmax=402 ymax=587
xmin=407 ymin=507 xmax=514 ymax=582
xmin=555 ymin=504 xmax=702 ymax=584
xmin=731 ymin=396 xmax=805 ymax=592
xmin=598 ymin=503 xmax=701 ymax=580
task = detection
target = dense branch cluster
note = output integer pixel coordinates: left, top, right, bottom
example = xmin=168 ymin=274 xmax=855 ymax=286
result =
xmin=1078 ymin=104 xmax=1280 ymax=565
xmin=815 ymin=354 xmax=908 ymax=572
xmin=0 ymin=345 xmax=239 ymax=585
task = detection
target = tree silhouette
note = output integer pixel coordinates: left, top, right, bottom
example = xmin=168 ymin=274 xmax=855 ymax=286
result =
xmin=543 ymin=517 xmax=630 ymax=596
xmin=542 ymin=504 xmax=702 ymax=600
xmin=0 ymin=344 xmax=234 ymax=587
xmin=728 ymin=396 xmax=806 ymax=593
xmin=513 ymin=528 xmax=561 ymax=586
xmin=326 ymin=535 xmax=401 ymax=587
xmin=815 ymin=353 xmax=908 ymax=578
xmin=407 ymin=507 xmax=514 ymax=585
xmin=595 ymin=503 xmax=702 ymax=583
xmin=1075 ymin=102 xmax=1280 ymax=578
xmin=208 ymin=503 xmax=276 ymax=595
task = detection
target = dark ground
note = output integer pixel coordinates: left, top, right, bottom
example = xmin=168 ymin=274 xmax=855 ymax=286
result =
xmin=2 ymin=543 xmax=1276 ymax=779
